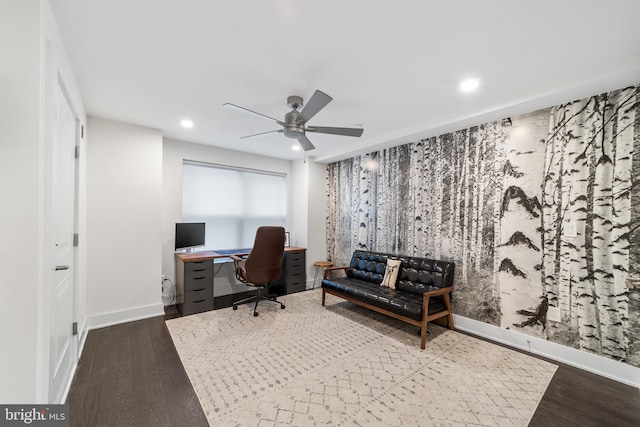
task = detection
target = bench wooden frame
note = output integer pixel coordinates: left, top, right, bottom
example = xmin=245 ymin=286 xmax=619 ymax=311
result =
xmin=321 ymin=267 xmax=455 ymax=349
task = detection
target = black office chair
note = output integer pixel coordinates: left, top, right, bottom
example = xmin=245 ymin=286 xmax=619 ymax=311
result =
xmin=231 ymin=226 xmax=286 ymax=316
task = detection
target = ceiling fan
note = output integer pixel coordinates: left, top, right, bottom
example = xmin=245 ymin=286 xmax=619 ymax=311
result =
xmin=223 ymin=90 xmax=364 ymax=151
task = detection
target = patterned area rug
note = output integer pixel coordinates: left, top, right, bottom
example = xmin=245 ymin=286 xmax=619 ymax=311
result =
xmin=166 ymin=289 xmax=557 ymax=426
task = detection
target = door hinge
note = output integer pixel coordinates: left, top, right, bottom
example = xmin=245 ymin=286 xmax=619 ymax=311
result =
xmin=72 ymin=322 xmax=78 ymax=336
xmin=73 ymin=233 xmax=79 ymax=247
xmin=75 ymin=145 xmax=80 ymax=159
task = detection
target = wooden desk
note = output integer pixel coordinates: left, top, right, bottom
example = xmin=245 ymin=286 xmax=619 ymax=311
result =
xmin=175 ymin=246 xmax=306 ymax=262
xmin=174 ymin=247 xmax=306 ymax=316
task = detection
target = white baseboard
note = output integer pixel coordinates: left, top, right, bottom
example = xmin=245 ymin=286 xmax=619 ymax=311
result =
xmin=77 ymin=317 xmax=88 ymax=356
xmin=453 ymin=314 xmax=640 ymax=389
xmin=306 ymin=277 xmax=325 ymax=290
xmin=58 ymin=362 xmax=77 ymax=404
xmin=86 ymin=303 xmax=165 ymax=331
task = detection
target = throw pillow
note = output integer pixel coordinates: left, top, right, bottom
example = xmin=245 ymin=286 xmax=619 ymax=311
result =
xmin=381 ymin=259 xmax=401 ymax=288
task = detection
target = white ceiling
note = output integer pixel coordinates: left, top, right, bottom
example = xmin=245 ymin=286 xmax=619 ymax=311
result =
xmin=49 ymin=0 xmax=640 ymax=163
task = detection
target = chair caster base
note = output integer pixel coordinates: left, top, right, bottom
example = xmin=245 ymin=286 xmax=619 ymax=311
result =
xmin=233 ymin=304 xmax=238 ymax=310
xmin=280 ymin=304 xmax=285 ymax=309
xmin=253 ymin=311 xmax=259 ymax=317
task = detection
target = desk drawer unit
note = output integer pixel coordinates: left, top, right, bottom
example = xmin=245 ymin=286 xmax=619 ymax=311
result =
xmin=177 ymin=260 xmax=214 ymax=315
xmin=281 ymin=251 xmax=306 ymax=294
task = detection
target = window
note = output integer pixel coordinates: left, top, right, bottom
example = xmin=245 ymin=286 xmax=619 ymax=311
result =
xmin=181 ymin=161 xmax=287 ymax=250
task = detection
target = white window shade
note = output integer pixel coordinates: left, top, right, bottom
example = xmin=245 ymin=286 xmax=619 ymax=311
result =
xmin=182 ymin=161 xmax=286 ymax=250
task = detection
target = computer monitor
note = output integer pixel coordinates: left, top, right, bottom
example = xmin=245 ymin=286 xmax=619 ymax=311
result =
xmin=175 ymin=222 xmax=205 ymax=252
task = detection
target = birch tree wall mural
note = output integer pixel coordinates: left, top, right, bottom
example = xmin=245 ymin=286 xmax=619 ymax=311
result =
xmin=326 ymin=84 xmax=640 ymax=368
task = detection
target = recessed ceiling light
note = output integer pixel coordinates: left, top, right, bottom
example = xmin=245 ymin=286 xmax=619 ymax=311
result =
xmin=459 ymin=78 xmax=480 ymax=92
xmin=291 ymin=144 xmax=301 ymax=151
xmin=180 ymin=119 xmax=194 ymax=128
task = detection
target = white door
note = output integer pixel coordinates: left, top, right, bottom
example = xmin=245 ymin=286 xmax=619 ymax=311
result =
xmin=50 ymin=81 xmax=77 ymax=403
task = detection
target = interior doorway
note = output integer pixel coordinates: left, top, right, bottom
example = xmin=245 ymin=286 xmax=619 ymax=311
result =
xmin=49 ymin=78 xmax=78 ymax=403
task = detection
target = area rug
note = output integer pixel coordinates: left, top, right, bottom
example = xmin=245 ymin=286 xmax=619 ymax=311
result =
xmin=166 ymin=289 xmax=557 ymax=426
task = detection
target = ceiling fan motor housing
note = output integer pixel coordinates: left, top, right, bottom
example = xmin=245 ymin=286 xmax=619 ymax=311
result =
xmin=284 ymin=108 xmax=304 ymax=138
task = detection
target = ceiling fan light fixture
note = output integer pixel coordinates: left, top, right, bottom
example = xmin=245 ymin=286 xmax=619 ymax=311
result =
xmin=291 ymin=144 xmax=301 ymax=151
xmin=180 ymin=119 xmax=194 ymax=128
xmin=283 ymin=127 xmax=304 ymax=139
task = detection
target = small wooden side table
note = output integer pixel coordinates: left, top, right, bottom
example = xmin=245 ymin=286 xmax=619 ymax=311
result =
xmin=312 ymin=261 xmax=334 ymax=289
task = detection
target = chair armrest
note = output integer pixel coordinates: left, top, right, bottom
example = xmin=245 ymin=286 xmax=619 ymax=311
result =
xmin=230 ymin=255 xmax=247 ymax=283
xmin=323 ymin=266 xmax=349 ymax=279
xmin=423 ymin=286 xmax=454 ymax=298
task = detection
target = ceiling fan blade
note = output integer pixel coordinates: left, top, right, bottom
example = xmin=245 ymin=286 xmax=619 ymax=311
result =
xmin=223 ymin=103 xmax=285 ymax=126
xmin=306 ymin=126 xmax=364 ymax=137
xmin=297 ymin=90 xmax=333 ymax=123
xmin=297 ymin=135 xmax=316 ymax=151
xmin=240 ymin=129 xmax=283 ymax=139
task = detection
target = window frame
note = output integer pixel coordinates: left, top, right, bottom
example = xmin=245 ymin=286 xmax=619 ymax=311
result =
xmin=181 ymin=159 xmax=288 ymax=250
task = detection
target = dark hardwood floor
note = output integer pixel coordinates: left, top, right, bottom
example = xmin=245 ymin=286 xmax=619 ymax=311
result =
xmin=67 ymin=306 xmax=640 ymax=426
xmin=531 ymin=363 xmax=640 ymax=427
xmin=66 ymin=308 xmax=208 ymax=427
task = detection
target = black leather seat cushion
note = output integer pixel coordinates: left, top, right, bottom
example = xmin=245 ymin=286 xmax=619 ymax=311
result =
xmin=322 ymin=277 xmax=445 ymax=321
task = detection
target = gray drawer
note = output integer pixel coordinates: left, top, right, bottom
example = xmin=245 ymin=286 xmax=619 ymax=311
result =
xmin=184 ymin=260 xmax=212 ymax=273
xmin=182 ymin=298 xmax=214 ymax=315
xmin=287 ymin=280 xmax=306 ymax=294
xmin=286 ymin=270 xmax=305 ymax=283
xmin=287 ymin=252 xmax=305 ymax=264
xmin=185 ymin=279 xmax=212 ymax=293
xmin=185 ymin=286 xmax=213 ymax=302
xmin=184 ymin=275 xmax=212 ymax=292
xmin=287 ymin=259 xmax=304 ymax=272
xmin=185 ymin=268 xmax=213 ymax=282
xmin=287 ymin=265 xmax=305 ymax=276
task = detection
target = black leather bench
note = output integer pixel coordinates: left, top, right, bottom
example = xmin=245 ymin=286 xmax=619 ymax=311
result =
xmin=321 ymin=250 xmax=455 ymax=349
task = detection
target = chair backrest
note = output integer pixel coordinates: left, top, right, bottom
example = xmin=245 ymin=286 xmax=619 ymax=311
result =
xmin=348 ymin=250 xmax=389 ymax=284
xmin=244 ymin=226 xmax=286 ymax=284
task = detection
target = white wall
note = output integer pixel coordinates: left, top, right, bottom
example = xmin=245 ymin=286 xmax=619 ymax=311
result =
xmin=0 ymin=0 xmax=42 ymax=404
xmin=86 ymin=117 xmax=164 ymax=327
xmin=291 ymin=159 xmax=309 ymax=249
xmin=162 ymin=138 xmax=293 ymax=287
xmin=291 ymin=158 xmax=329 ymax=287
xmin=0 ymin=0 xmax=87 ymax=403
xmin=306 ymin=160 xmax=328 ymax=284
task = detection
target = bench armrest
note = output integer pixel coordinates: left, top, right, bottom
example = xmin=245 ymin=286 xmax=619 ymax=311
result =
xmin=323 ymin=266 xmax=349 ymax=279
xmin=423 ymin=285 xmax=454 ymax=298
